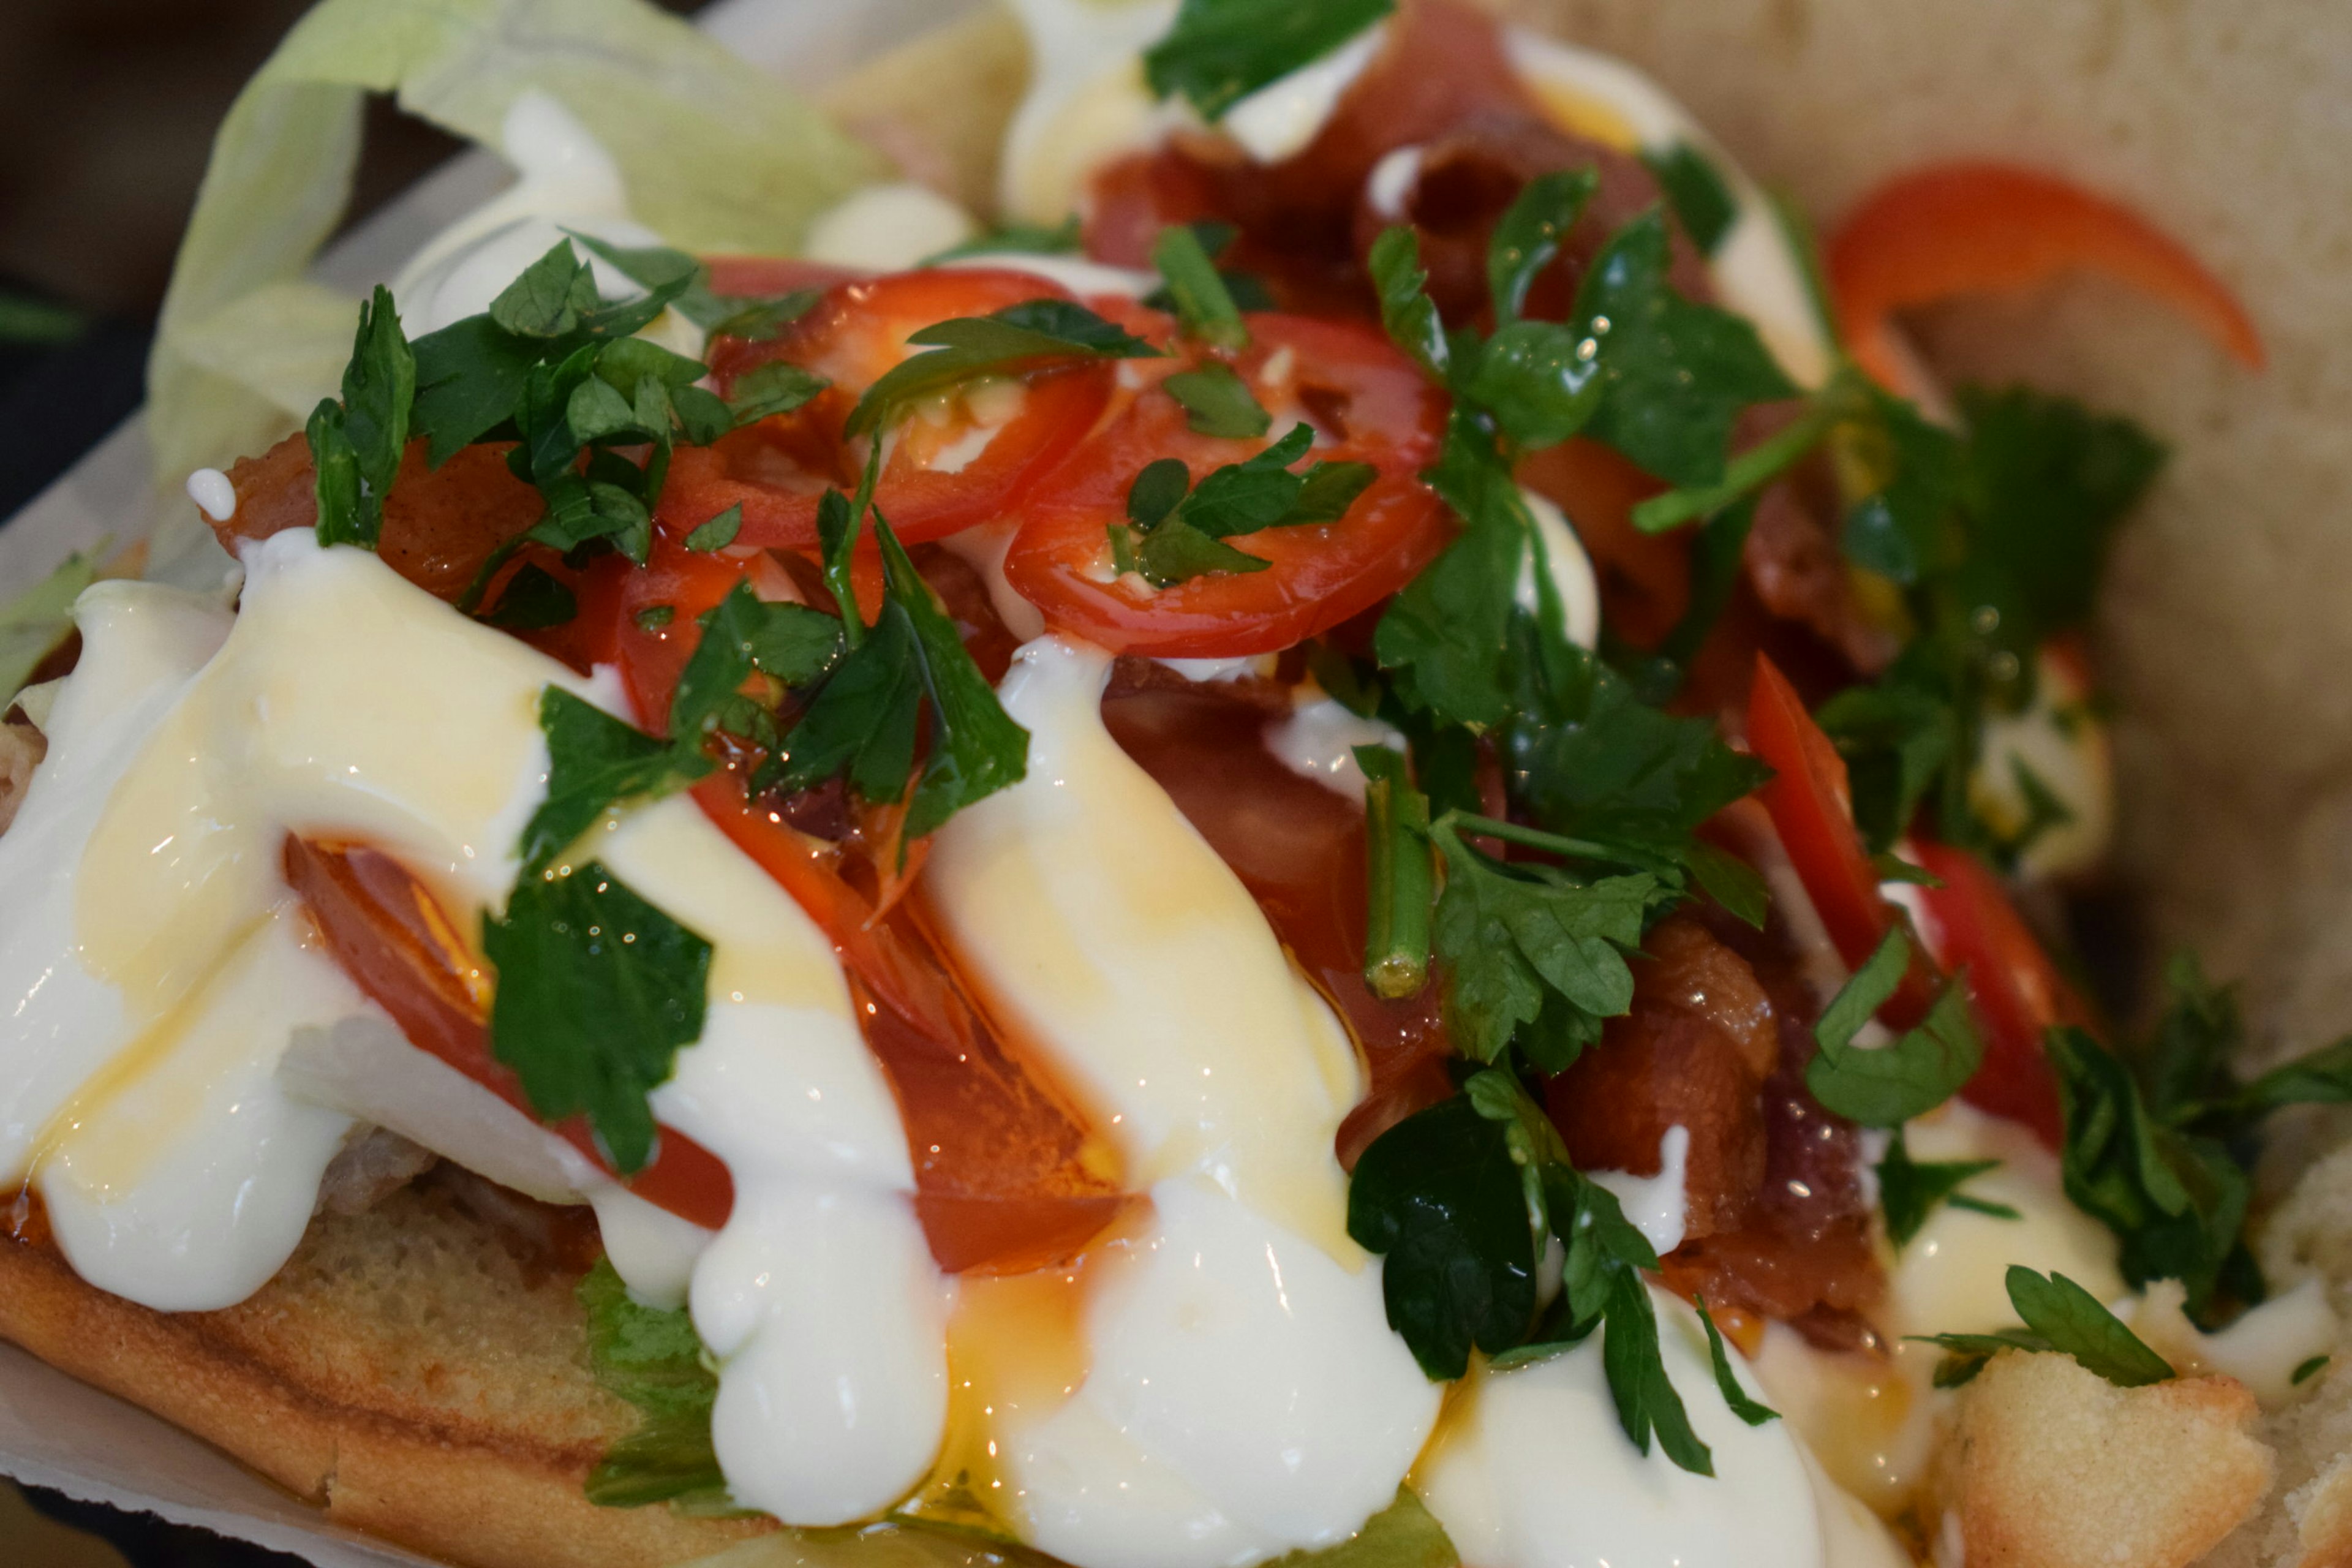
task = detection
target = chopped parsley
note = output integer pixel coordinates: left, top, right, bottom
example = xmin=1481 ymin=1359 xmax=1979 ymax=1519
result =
xmin=1143 ymin=0 xmax=1393 ymax=121
xmin=1805 ymin=928 xmax=1983 ymax=1126
xmin=1111 ymin=423 xmax=1375 ymax=587
xmin=1695 ymin=1297 xmax=1779 ymax=1425
xmin=307 ymin=285 xmax=414 ymax=549
xmin=1164 ymin=361 xmax=1273 ymax=438
xmin=518 ymin=689 xmax=711 ymax=877
xmin=845 ymin=298 xmax=1161 ymax=439
xmin=1642 ymin=144 xmax=1738 ymax=257
xmin=1915 ymin=1266 xmax=2174 ymax=1389
xmin=1152 ymin=223 xmax=1250 ymax=351
xmin=483 ymin=861 xmax=711 ymax=1176
xmin=1876 ymin=1129 xmax=2015 ymax=1248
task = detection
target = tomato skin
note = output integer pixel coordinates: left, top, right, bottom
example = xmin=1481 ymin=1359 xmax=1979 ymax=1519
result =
xmin=703 ymin=257 xmax=865 ymax=298
xmin=281 ymin=834 xmax=736 ymax=1231
xmin=1745 ymin=652 xmax=1936 ymax=1026
xmin=1828 ymin=162 xmax=2263 ymax=398
xmin=1005 ymin=313 xmax=1451 ymax=657
xmin=663 ymin=268 xmax=1120 ymax=550
xmin=1906 ymin=840 xmax=2085 ymax=1148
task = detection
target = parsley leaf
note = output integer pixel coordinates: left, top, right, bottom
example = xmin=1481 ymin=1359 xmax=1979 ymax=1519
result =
xmin=1695 ymin=1298 xmax=1779 ymax=1425
xmin=1877 ymin=1128 xmax=2011 ymax=1248
xmin=1603 ymin=1267 xmax=1714 ymax=1474
xmin=1460 ymin=319 xmax=1607 ymax=452
xmin=1840 ymin=385 xmax=1963 ymax=586
xmin=845 ymin=299 xmax=1161 ymax=437
xmin=1346 ymin=1090 xmax=1538 ymax=1380
xmin=1812 ymin=654 xmax=1959 ymax=854
xmin=519 ymin=688 xmax=711 ymax=876
xmin=777 ymin=513 xmax=1029 ymax=840
xmin=2048 ymin=1024 xmax=2250 ymax=1319
xmin=307 ymin=285 xmax=414 ymax=549
xmin=1642 ymin=145 xmax=1738 ymax=258
xmin=1152 ymin=223 xmax=1250 ymax=350
xmin=1373 ymin=414 xmax=1526 ymax=727
xmin=480 ymin=564 xmax=578 ymax=631
xmin=1429 ymin=817 xmax=1656 ymax=1070
xmin=684 ymin=503 xmax=743 ymax=554
xmin=578 ymin=1260 xmax=729 ymax=1510
xmin=484 ymin=862 xmax=712 ymax=1175
xmin=1367 ymin=227 xmax=1450 ymax=383
xmin=1917 ymin=1267 xmax=2174 ymax=1390
xmin=1164 ymin=361 xmax=1272 ymax=438
xmin=669 ymin=579 xmax=844 ymax=746
xmin=1488 ymin=168 xmax=1598 ymax=324
xmin=1806 ymin=928 xmax=1983 ymax=1126
xmin=1143 ymin=0 xmax=1392 ymax=121
xmin=1572 ymin=208 xmax=1795 ymax=487
xmin=1115 ymin=423 xmax=1376 ymax=587
xmin=491 ymin=240 xmax=608 ymax=338
xmin=726 ymin=361 xmax=830 ymax=426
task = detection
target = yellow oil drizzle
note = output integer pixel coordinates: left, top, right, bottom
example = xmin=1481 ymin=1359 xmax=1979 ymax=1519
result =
xmin=1523 ymin=79 xmax=1643 ymax=154
xmin=18 ymin=910 xmax=277 ymax=1196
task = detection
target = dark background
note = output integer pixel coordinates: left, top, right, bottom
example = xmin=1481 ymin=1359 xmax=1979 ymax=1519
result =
xmin=0 ymin=0 xmax=704 ymax=521
xmin=0 ymin=1 xmax=688 ymax=1562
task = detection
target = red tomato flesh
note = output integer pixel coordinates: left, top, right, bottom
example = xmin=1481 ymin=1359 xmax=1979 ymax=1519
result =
xmin=1005 ymin=312 xmax=1450 ymax=657
xmin=1828 ymin=162 xmax=2264 ymax=398
xmin=281 ymin=834 xmax=736 ymax=1231
xmin=663 ymin=268 xmax=1120 ymax=550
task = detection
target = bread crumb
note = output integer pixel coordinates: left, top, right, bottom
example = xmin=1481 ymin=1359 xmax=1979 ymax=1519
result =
xmin=1942 ymin=1351 xmax=2272 ymax=1568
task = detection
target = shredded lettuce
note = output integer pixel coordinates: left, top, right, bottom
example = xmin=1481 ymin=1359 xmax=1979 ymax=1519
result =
xmin=1 ymin=548 xmax=102 ymax=707
xmin=151 ymin=0 xmax=885 ymax=488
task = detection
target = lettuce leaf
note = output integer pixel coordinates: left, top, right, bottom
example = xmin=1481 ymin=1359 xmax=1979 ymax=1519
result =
xmin=151 ymin=0 xmax=884 ymax=486
xmin=1 ymin=548 xmax=102 ymax=707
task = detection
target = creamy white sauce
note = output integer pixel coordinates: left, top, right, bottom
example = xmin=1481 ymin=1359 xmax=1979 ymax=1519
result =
xmin=1588 ymin=1125 xmax=1691 ymax=1255
xmin=938 ymin=519 xmax=1048 ymax=643
xmin=938 ymin=251 xmax=1158 ymax=301
xmin=1265 ymin=695 xmax=1404 ymax=804
xmin=925 ymin=636 xmax=1439 ymax=1564
xmin=1366 ymin=146 xmax=1425 ymax=221
xmin=184 ymin=468 xmax=236 ymax=523
xmin=1156 ymin=654 xmax=1278 ymax=684
xmin=804 ymin=181 xmax=978 ymax=273
xmin=1515 ymin=488 xmax=1601 ymax=651
xmin=1418 ymin=1289 xmax=1834 ymax=1568
xmin=0 ymin=537 xmax=944 ymax=1524
xmin=1000 ymin=0 xmax=1184 ymax=226
xmin=391 ymin=92 xmax=676 ymax=341
xmin=1968 ymin=646 xmax=2113 ymax=883
xmin=1219 ymin=24 xmax=1387 ymax=165
xmin=2123 ymin=1276 xmax=2340 ymax=1408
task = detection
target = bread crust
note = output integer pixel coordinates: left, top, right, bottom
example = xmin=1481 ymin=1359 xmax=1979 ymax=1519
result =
xmin=0 ymin=1183 xmax=773 ymax=1568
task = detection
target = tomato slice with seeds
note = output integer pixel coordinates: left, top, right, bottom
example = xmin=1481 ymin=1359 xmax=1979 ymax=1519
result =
xmin=1003 ymin=312 xmax=1450 ymax=657
xmin=660 ymin=268 xmax=1122 ymax=550
xmin=282 ymin=834 xmax=735 ymax=1231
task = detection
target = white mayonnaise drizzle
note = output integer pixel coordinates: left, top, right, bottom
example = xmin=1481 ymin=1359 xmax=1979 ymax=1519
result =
xmin=1588 ymin=1124 xmax=1691 ymax=1255
xmin=1515 ymin=487 xmax=1601 ymax=650
xmin=184 ymin=468 xmax=237 ymax=523
xmin=938 ymin=251 xmax=1159 ymax=300
xmin=924 ymin=635 xmax=1440 ymax=1565
xmin=1418 ymin=1289 xmax=1873 ymax=1568
xmin=1265 ymin=693 xmax=1404 ymax=804
xmin=391 ymin=92 xmax=681 ymax=344
xmin=999 ymin=0 xmax=1183 ymax=226
xmin=0 ymin=537 xmax=944 ymax=1524
xmin=1219 ymin=24 xmax=1387 ymax=164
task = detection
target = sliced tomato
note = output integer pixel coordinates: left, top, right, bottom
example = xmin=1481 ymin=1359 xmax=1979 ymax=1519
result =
xmin=1004 ymin=312 xmax=1450 ymax=657
xmin=1745 ymin=652 xmax=1935 ymax=1025
xmin=1906 ymin=840 xmax=2086 ymax=1148
xmin=701 ymin=257 xmax=865 ymax=298
xmin=662 ymin=268 xmax=1121 ymax=550
xmin=282 ymin=834 xmax=734 ymax=1231
xmin=1828 ymin=162 xmax=2264 ymax=398
xmin=598 ymin=547 xmax=1131 ymax=1274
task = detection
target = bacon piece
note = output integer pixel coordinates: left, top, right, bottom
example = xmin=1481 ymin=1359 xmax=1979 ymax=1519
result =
xmin=1545 ymin=916 xmax=1774 ymax=1240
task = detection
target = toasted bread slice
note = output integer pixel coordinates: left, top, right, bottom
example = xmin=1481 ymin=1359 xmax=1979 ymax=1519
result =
xmin=0 ymin=1172 xmax=774 ymax=1568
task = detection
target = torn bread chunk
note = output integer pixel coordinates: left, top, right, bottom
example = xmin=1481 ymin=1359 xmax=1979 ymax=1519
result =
xmin=1939 ymin=1350 xmax=2273 ymax=1568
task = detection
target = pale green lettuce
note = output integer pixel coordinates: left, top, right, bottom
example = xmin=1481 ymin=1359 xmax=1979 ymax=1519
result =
xmin=150 ymin=0 xmax=885 ymax=486
xmin=1 ymin=548 xmax=103 ymax=705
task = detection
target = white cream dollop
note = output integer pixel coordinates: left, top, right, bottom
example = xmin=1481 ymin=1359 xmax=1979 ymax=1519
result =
xmin=925 ymin=635 xmax=1440 ymax=1566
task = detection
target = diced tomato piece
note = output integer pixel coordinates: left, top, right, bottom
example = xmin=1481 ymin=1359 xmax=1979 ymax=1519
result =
xmin=1744 ymin=652 xmax=1935 ymax=1024
xmin=662 ymin=268 xmax=1121 ymax=550
xmin=281 ymin=835 xmax=734 ymax=1231
xmin=702 ymin=257 xmax=865 ymax=298
xmin=1005 ymin=312 xmax=1450 ymax=657
xmin=1828 ymin=162 xmax=2263 ymax=398
xmin=1905 ymin=840 xmax=2087 ymax=1148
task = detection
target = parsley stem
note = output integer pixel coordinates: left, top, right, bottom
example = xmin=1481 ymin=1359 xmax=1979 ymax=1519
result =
xmin=1629 ymin=369 xmax=1863 ymax=534
xmin=1438 ymin=811 xmax=1639 ymax=869
xmin=1359 ymin=746 xmax=1433 ymax=1000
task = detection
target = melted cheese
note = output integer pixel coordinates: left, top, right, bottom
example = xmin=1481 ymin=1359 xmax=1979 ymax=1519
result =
xmin=924 ymin=635 xmax=1439 ymax=1564
xmin=0 ymin=535 xmax=944 ymax=1523
xmin=1417 ymin=1290 xmax=1881 ymax=1568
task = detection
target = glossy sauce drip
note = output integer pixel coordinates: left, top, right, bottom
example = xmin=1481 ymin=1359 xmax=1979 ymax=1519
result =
xmin=1097 ymin=673 xmax=1453 ymax=1166
xmin=281 ymin=835 xmax=736 ymax=1230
